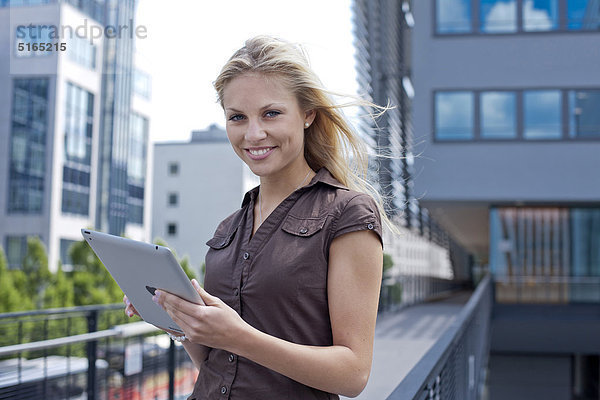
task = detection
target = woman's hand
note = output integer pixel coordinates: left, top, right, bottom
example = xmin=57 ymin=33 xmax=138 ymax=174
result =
xmin=153 ymin=279 xmax=249 ymax=352
xmin=123 ymin=295 xmax=139 ymax=318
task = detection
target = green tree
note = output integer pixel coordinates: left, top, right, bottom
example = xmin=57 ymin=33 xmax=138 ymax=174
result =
xmin=21 ymin=237 xmax=52 ymax=308
xmin=0 ymin=247 xmax=21 ymax=313
xmin=43 ymin=262 xmax=74 ymax=309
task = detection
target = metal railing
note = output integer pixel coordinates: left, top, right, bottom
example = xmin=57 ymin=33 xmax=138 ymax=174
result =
xmin=0 ymin=304 xmax=196 ymax=400
xmin=386 ymin=275 xmax=492 ymax=400
xmin=379 ymin=275 xmax=468 ymax=313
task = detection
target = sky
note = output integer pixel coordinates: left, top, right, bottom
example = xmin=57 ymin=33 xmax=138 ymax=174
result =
xmin=134 ymin=1 xmax=358 ymax=143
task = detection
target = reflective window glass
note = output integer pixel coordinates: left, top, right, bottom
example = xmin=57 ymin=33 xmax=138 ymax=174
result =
xmin=524 ymin=90 xmax=562 ymax=139
xmin=523 ymin=0 xmax=559 ymax=31
xmin=435 ymin=92 xmax=474 ymax=140
xmin=9 ymin=78 xmax=48 ymax=214
xmin=481 ymin=91 xmax=517 ymax=139
xmin=6 ymin=236 xmax=27 ymax=269
xmin=64 ymin=82 xmax=93 ymax=164
xmin=569 ymin=90 xmax=600 ymax=138
xmin=568 ymin=0 xmax=600 ymax=30
xmin=436 ymin=0 xmax=472 ymax=33
xmin=480 ymin=0 xmax=517 ymax=33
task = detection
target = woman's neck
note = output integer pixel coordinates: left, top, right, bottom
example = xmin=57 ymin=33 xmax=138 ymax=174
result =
xmin=258 ymin=165 xmax=315 ymax=214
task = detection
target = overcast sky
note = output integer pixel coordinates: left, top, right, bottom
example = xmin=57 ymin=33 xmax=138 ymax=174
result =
xmin=135 ymin=1 xmax=358 ymax=143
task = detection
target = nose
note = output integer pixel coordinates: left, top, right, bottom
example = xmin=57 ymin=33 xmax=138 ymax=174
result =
xmin=245 ymin=118 xmax=267 ymax=142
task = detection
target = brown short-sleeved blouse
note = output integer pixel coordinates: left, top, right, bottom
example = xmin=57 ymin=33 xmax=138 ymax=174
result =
xmin=188 ymin=167 xmax=383 ymax=400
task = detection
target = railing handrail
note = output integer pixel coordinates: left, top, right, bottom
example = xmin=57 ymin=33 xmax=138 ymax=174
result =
xmin=0 ymin=321 xmax=159 ymax=357
xmin=0 ymin=303 xmax=123 ymax=320
xmin=386 ymin=274 xmax=492 ymax=399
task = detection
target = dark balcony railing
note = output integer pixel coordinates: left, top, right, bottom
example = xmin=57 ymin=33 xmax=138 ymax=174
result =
xmin=386 ymin=275 xmax=492 ymax=400
xmin=0 ymin=304 xmax=196 ymax=400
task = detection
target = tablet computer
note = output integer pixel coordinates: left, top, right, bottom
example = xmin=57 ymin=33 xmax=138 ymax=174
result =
xmin=81 ymin=229 xmax=204 ymax=334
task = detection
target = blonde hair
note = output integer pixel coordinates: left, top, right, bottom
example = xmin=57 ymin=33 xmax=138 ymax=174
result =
xmin=214 ymin=36 xmax=396 ymax=233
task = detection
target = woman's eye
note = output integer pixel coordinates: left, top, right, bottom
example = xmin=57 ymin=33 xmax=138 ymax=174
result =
xmin=228 ymin=114 xmax=244 ymax=121
xmin=264 ymin=110 xmax=280 ymax=118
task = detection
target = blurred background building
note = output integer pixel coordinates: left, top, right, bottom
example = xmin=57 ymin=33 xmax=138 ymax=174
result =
xmin=354 ymin=0 xmax=600 ymax=398
xmin=0 ymin=0 xmax=151 ymax=272
xmin=152 ymin=124 xmax=258 ymax=277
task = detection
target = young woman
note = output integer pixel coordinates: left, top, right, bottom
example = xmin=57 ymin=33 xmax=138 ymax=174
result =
xmin=126 ymin=36 xmax=386 ymax=399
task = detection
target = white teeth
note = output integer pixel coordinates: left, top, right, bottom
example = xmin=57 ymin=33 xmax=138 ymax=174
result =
xmin=249 ymin=148 xmax=271 ymax=156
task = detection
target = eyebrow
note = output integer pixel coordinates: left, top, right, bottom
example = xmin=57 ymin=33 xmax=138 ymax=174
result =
xmin=225 ymin=103 xmax=287 ymax=113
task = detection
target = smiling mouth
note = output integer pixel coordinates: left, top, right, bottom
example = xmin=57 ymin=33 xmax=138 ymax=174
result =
xmin=247 ymin=147 xmax=275 ymax=156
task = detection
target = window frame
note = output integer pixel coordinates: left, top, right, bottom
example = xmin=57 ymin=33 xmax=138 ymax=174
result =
xmin=434 ymin=0 xmax=597 ymax=36
xmin=433 ymin=87 xmax=600 ymax=143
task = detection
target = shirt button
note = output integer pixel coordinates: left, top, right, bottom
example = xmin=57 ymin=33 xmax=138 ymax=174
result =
xmin=233 ymin=288 xmax=239 ymax=297
xmin=243 ymin=252 xmax=249 ymax=260
xmin=221 ymin=386 xmax=228 ymax=394
xmin=367 ymin=223 xmax=374 ymax=230
xmin=228 ymin=354 xmax=235 ymax=362
xmin=299 ymin=227 xmax=308 ymax=234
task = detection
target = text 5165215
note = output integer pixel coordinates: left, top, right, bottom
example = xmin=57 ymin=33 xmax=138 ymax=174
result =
xmin=18 ymin=42 xmax=67 ymax=52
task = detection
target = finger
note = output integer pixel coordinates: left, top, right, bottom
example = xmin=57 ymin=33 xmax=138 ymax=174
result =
xmin=192 ymin=279 xmax=221 ymax=306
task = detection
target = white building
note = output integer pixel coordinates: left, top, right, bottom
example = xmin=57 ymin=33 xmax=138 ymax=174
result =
xmin=0 ymin=1 xmax=151 ymax=272
xmin=152 ymin=124 xmax=258 ymax=278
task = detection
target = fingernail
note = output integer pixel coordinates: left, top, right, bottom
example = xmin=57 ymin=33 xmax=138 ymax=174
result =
xmin=125 ymin=298 xmax=130 ymax=306
xmin=191 ymin=279 xmax=200 ymax=289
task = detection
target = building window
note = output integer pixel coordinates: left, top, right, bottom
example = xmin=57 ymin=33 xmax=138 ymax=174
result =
xmin=60 ymin=238 xmax=76 ymax=268
xmin=64 ymin=82 xmax=93 ymax=165
xmin=568 ymin=0 xmax=600 ymax=30
xmin=62 ymin=82 xmax=93 ymax=216
xmin=491 ymin=207 xmax=600 ymax=303
xmin=167 ymin=223 xmax=177 ymax=236
xmin=435 ymin=88 xmax=598 ymax=141
xmin=62 ymin=188 xmax=89 ymax=216
xmin=168 ymin=192 xmax=179 ymax=207
xmin=67 ymin=35 xmax=96 ymax=69
xmin=523 ymin=0 xmax=559 ymax=31
xmin=436 ymin=0 xmax=472 ymax=33
xmin=480 ymin=91 xmax=517 ymax=139
xmin=568 ymin=89 xmax=600 ymax=138
xmin=5 ymin=236 xmax=27 ymax=269
xmin=133 ymin=69 xmax=152 ymax=99
xmin=435 ymin=91 xmax=474 ymax=140
xmin=523 ymin=90 xmax=562 ymax=139
xmin=480 ymin=0 xmax=517 ymax=33
xmin=168 ymin=162 xmax=179 ymax=176
xmin=8 ymin=78 xmax=49 ymax=214
xmin=437 ymin=0 xmax=598 ymax=34
xmin=127 ymin=113 xmax=148 ymax=225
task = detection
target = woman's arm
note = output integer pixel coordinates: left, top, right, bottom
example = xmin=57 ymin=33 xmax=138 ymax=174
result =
xmin=181 ymin=341 xmax=210 ymax=371
xmin=156 ymin=229 xmax=382 ymax=397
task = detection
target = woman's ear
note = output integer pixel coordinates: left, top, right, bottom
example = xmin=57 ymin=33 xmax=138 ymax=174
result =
xmin=304 ymin=109 xmax=316 ymax=126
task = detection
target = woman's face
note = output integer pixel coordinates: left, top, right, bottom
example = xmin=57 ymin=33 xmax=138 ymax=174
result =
xmin=222 ymin=73 xmax=314 ymax=180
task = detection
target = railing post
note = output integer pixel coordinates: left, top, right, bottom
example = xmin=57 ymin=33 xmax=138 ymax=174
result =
xmin=169 ymin=338 xmax=176 ymax=400
xmin=86 ymin=309 xmax=98 ymax=400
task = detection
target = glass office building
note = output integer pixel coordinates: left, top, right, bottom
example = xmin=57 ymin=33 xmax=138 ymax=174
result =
xmin=0 ymin=0 xmax=151 ymax=271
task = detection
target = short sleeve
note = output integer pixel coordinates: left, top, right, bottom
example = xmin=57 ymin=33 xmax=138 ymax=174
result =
xmin=332 ymin=193 xmax=383 ymax=247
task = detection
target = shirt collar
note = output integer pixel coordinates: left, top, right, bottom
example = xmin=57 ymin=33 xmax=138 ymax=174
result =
xmin=241 ymin=167 xmax=348 ymax=207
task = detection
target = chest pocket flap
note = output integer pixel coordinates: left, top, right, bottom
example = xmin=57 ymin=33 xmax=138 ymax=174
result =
xmin=282 ymin=214 xmax=327 ymax=237
xmin=206 ymin=226 xmax=238 ymax=249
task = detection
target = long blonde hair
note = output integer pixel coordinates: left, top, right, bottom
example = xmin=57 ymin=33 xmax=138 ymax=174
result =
xmin=214 ymin=36 xmax=395 ymax=232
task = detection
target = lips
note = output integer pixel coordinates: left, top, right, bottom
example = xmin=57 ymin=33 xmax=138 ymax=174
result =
xmin=245 ymin=146 xmax=276 ymax=160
